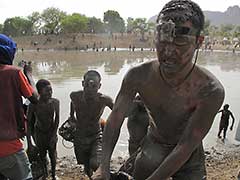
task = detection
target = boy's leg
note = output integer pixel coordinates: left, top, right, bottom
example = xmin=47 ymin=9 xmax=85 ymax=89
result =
xmin=89 ymin=133 xmax=102 ymax=171
xmin=49 ymin=141 xmax=57 ymax=180
xmin=0 ymin=149 xmax=33 ymax=180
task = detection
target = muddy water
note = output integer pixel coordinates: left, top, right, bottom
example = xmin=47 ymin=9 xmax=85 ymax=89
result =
xmin=16 ymin=50 xmax=240 ymax=158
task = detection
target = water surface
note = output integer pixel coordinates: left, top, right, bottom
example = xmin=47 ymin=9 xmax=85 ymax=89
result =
xmin=16 ymin=50 xmax=240 ymax=157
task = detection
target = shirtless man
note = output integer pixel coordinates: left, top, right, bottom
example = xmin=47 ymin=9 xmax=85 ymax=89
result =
xmin=127 ymin=95 xmax=149 ymax=156
xmin=27 ymin=79 xmax=60 ymax=180
xmin=217 ymin=104 xmax=235 ymax=140
xmin=92 ymin=1 xmax=225 ymax=179
xmin=119 ymin=95 xmax=150 ymax=176
xmin=70 ymin=70 xmax=113 ymax=178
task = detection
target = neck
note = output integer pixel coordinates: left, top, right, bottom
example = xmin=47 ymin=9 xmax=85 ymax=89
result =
xmin=159 ymin=62 xmax=194 ymax=88
xmin=39 ymin=97 xmax=50 ymax=103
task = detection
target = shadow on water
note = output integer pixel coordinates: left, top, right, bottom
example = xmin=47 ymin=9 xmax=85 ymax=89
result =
xmin=16 ymin=50 xmax=240 ymax=157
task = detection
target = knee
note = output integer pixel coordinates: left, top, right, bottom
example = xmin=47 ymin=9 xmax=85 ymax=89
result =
xmin=89 ymin=157 xmax=99 ymax=171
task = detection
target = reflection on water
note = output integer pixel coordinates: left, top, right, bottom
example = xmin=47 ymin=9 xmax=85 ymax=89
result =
xmin=16 ymin=51 xmax=240 ymax=157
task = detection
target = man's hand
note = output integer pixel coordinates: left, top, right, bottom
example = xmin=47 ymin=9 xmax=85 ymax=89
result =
xmin=92 ymin=166 xmax=110 ymax=180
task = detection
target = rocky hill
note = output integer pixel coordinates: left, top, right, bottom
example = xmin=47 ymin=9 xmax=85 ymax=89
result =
xmin=148 ymin=5 xmax=240 ymax=26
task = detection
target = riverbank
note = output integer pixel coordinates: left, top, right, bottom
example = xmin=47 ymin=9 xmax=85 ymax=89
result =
xmin=13 ymin=33 xmax=240 ymax=52
xmin=52 ymin=145 xmax=240 ymax=180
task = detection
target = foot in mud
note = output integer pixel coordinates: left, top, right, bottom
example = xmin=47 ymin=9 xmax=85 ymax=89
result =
xmin=110 ymin=171 xmax=134 ymax=180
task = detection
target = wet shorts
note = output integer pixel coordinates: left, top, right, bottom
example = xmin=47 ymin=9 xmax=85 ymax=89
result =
xmin=133 ymin=135 xmax=206 ymax=180
xmin=73 ymin=131 xmax=102 ymax=165
xmin=0 ymin=149 xmax=32 ymax=180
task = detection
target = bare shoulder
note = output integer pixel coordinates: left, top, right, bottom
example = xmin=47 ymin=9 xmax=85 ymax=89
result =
xmin=99 ymin=93 xmax=113 ymax=102
xmin=196 ymin=66 xmax=225 ymax=102
xmin=123 ymin=60 xmax=157 ymax=85
xmin=70 ymin=90 xmax=83 ymax=100
xmin=51 ymin=98 xmax=60 ymax=105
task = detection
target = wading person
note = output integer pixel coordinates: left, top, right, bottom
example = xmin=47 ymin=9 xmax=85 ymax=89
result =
xmin=92 ymin=0 xmax=225 ymax=180
xmin=70 ymin=70 xmax=113 ymax=178
xmin=127 ymin=95 xmax=149 ymax=156
xmin=27 ymin=79 xmax=60 ymax=180
xmin=217 ymin=104 xmax=235 ymax=140
xmin=0 ymin=34 xmax=38 ymax=179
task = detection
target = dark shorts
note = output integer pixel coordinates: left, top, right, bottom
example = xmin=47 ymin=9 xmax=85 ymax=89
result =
xmin=73 ymin=131 xmax=102 ymax=165
xmin=133 ymin=135 xmax=206 ymax=180
xmin=34 ymin=128 xmax=57 ymax=153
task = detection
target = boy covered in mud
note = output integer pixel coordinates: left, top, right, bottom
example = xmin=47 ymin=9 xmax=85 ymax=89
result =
xmin=27 ymin=79 xmax=60 ymax=180
xmin=217 ymin=104 xmax=235 ymax=140
xmin=127 ymin=95 xmax=149 ymax=156
xmin=69 ymin=70 xmax=113 ymax=178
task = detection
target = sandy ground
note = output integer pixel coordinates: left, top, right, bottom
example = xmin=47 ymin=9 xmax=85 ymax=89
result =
xmin=47 ymin=145 xmax=240 ymax=180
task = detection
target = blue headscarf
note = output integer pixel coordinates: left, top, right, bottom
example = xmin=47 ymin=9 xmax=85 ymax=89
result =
xmin=0 ymin=34 xmax=17 ymax=65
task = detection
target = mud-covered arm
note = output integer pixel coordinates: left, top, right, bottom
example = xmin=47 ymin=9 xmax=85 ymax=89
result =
xmin=26 ymin=103 xmax=35 ymax=148
xmin=53 ymin=99 xmax=60 ymax=135
xmin=146 ymin=87 xmax=225 ymax=180
xmin=105 ymin=95 xmax=114 ymax=110
xmin=70 ymin=101 xmax=75 ymax=119
xmin=230 ymin=111 xmax=235 ymax=130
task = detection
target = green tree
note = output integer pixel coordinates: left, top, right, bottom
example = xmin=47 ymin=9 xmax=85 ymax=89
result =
xmin=220 ymin=24 xmax=235 ymax=38
xmin=3 ymin=17 xmax=33 ymax=36
xmin=41 ymin=7 xmax=66 ymax=34
xmin=132 ymin=18 xmax=149 ymax=41
xmin=61 ymin=13 xmax=88 ymax=33
xmin=203 ymin=19 xmax=211 ymax=35
xmin=126 ymin=17 xmax=134 ymax=33
xmin=103 ymin=10 xmax=125 ymax=33
xmin=233 ymin=25 xmax=240 ymax=37
xmin=27 ymin=11 xmax=42 ymax=35
xmin=87 ymin=17 xmax=104 ymax=33
xmin=0 ymin=24 xmax=3 ymax=33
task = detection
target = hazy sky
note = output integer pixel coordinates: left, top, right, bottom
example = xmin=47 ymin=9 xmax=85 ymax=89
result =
xmin=0 ymin=0 xmax=239 ymax=23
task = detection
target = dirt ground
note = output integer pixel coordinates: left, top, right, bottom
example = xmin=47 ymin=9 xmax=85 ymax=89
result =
xmin=51 ymin=146 xmax=240 ymax=180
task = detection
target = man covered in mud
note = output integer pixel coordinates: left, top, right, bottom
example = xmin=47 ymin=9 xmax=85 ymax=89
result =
xmin=70 ymin=70 xmax=113 ymax=178
xmin=92 ymin=0 xmax=225 ymax=180
xmin=27 ymin=79 xmax=60 ymax=180
xmin=217 ymin=104 xmax=235 ymax=140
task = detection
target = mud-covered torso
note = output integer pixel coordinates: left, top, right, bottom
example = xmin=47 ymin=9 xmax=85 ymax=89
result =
xmin=128 ymin=60 xmax=223 ymax=145
xmin=70 ymin=91 xmax=109 ymax=137
xmin=33 ymin=98 xmax=57 ymax=132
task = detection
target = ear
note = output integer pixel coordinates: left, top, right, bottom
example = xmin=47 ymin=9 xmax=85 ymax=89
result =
xmin=196 ymin=35 xmax=204 ymax=49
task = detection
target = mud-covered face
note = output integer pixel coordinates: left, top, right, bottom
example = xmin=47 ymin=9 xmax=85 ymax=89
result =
xmin=155 ymin=20 xmax=197 ymax=74
xmin=39 ymin=85 xmax=52 ymax=100
xmin=82 ymin=76 xmax=101 ymax=98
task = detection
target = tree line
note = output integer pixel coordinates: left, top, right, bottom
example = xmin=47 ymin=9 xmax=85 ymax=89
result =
xmin=0 ymin=7 xmax=239 ymax=40
xmin=0 ymin=7 xmax=155 ymax=38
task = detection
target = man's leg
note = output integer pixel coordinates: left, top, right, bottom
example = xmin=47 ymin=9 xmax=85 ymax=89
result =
xmin=0 ymin=149 xmax=33 ymax=180
xmin=223 ymin=126 xmax=228 ymax=139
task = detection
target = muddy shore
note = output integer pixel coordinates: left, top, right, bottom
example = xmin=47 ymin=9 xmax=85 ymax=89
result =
xmin=50 ymin=145 xmax=240 ymax=180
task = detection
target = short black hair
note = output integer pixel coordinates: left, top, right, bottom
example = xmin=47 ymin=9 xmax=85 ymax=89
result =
xmin=83 ymin=70 xmax=101 ymax=81
xmin=36 ymin=79 xmax=51 ymax=93
xmin=157 ymin=0 xmax=205 ymax=36
xmin=224 ymin=104 xmax=229 ymax=109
